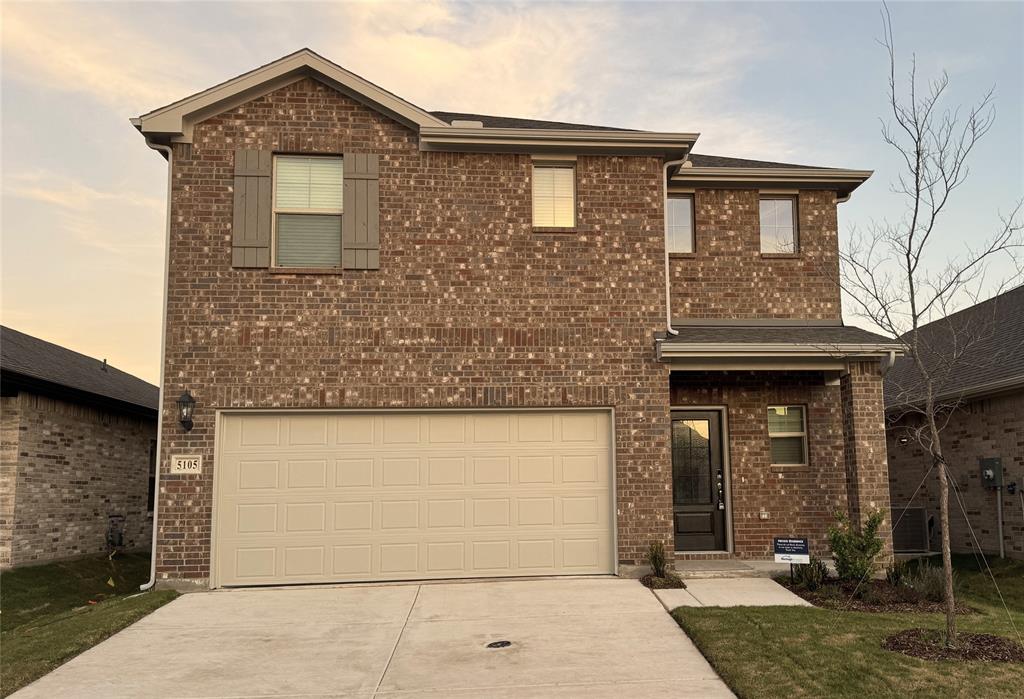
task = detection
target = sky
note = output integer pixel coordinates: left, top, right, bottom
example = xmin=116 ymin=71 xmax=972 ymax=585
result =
xmin=2 ymin=0 xmax=1022 ymax=383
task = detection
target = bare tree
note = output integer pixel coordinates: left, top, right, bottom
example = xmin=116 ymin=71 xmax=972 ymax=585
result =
xmin=840 ymin=4 xmax=1023 ymax=647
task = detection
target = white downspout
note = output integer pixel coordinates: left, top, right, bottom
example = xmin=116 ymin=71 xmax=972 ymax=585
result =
xmin=140 ymin=137 xmax=173 ymax=591
xmin=662 ymin=157 xmax=688 ymax=336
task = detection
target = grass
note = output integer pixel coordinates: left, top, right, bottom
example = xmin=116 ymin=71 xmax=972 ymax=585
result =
xmin=0 ymin=551 xmax=178 ymax=697
xmin=672 ymin=555 xmax=1024 ymax=699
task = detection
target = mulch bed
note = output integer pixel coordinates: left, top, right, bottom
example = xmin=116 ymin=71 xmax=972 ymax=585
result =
xmin=640 ymin=574 xmax=686 ymax=589
xmin=883 ymin=628 xmax=1024 ymax=662
xmin=780 ymin=579 xmax=974 ymax=614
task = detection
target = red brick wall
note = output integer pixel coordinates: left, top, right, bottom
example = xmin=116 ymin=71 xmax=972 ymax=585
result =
xmin=157 ymin=77 xmax=674 ymax=582
xmin=888 ymin=391 xmax=1024 ymax=559
xmin=670 ymin=371 xmax=848 ymax=558
xmin=0 ymin=392 xmax=155 ymax=568
xmin=670 ymin=189 xmax=842 ymax=320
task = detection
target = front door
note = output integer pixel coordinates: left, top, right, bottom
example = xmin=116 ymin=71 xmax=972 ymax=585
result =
xmin=672 ymin=411 xmax=727 ymax=551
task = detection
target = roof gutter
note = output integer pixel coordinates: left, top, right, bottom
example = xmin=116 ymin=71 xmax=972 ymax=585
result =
xmin=140 ymin=137 xmax=173 ymax=592
xmin=657 ymin=342 xmax=906 ymax=361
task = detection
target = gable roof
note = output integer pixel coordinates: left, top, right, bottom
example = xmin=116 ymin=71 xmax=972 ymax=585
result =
xmin=1 ymin=326 xmax=158 ymax=415
xmin=884 ymin=285 xmax=1024 ymax=409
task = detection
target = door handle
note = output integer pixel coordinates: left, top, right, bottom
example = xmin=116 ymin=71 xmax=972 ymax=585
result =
xmin=716 ymin=470 xmax=725 ymax=510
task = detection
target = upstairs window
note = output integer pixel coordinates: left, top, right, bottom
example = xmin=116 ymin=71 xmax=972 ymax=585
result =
xmin=759 ymin=196 xmax=798 ymax=254
xmin=767 ymin=405 xmax=807 ymax=466
xmin=532 ymin=165 xmax=576 ymax=228
xmin=667 ymin=196 xmax=695 ymax=253
xmin=274 ymin=155 xmax=344 ymax=267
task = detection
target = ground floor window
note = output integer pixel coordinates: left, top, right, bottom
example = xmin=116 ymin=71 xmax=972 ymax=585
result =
xmin=767 ymin=405 xmax=807 ymax=466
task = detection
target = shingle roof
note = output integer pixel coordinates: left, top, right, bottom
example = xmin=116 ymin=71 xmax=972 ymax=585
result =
xmin=663 ymin=324 xmax=897 ymax=345
xmin=884 ymin=285 xmax=1024 ymax=408
xmin=685 ymin=154 xmax=823 ymax=170
xmin=1 ymin=326 xmax=158 ymax=412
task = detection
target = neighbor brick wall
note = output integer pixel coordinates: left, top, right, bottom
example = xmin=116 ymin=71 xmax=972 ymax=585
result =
xmin=670 ymin=371 xmax=848 ymax=558
xmin=0 ymin=396 xmax=19 ymax=567
xmin=670 ymin=189 xmax=842 ymax=320
xmin=888 ymin=391 xmax=1024 ymax=559
xmin=1 ymin=392 xmax=155 ymax=567
xmin=156 ymin=77 xmax=674 ymax=583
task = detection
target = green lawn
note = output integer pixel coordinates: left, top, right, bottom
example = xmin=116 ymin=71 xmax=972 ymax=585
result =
xmin=0 ymin=551 xmax=178 ymax=697
xmin=672 ymin=556 xmax=1024 ymax=699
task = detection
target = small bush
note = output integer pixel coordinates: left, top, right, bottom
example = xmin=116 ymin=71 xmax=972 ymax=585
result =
xmin=828 ymin=509 xmax=886 ymax=583
xmin=907 ymin=562 xmax=960 ymax=603
xmin=648 ymin=541 xmax=668 ymax=578
xmin=792 ymin=556 xmax=830 ymax=591
xmin=886 ymin=560 xmax=911 ymax=587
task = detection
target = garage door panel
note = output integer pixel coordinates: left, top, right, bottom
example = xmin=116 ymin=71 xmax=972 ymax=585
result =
xmin=215 ymin=411 xmax=613 ymax=586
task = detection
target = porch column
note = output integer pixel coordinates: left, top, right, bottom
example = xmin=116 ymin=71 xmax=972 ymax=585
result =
xmin=840 ymin=360 xmax=894 ymax=560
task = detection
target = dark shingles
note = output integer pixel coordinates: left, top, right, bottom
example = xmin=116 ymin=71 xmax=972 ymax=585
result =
xmin=884 ymin=285 xmax=1024 ymax=407
xmin=429 ymin=111 xmax=634 ymax=132
xmin=663 ymin=324 xmax=898 ymax=346
xmin=1 ymin=326 xmax=158 ymax=411
xmin=685 ymin=154 xmax=827 ymax=170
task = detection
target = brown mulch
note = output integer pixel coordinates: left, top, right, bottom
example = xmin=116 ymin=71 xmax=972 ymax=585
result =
xmin=640 ymin=573 xmax=686 ymax=589
xmin=781 ymin=579 xmax=974 ymax=614
xmin=883 ymin=628 xmax=1024 ymax=662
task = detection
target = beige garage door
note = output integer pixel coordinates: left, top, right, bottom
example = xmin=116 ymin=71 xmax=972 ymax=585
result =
xmin=214 ymin=410 xmax=613 ymax=586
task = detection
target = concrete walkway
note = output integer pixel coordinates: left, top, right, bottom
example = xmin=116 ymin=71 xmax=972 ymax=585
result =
xmin=13 ymin=577 xmax=733 ymax=698
xmin=653 ymin=577 xmax=812 ymax=610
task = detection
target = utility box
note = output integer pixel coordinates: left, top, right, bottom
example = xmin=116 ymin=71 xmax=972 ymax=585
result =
xmin=979 ymin=457 xmax=1003 ymax=489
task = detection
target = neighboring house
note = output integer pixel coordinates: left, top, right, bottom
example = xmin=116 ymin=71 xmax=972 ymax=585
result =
xmin=0 ymin=327 xmax=158 ymax=568
xmin=134 ymin=49 xmax=901 ymax=589
xmin=886 ymin=286 xmax=1024 ymax=560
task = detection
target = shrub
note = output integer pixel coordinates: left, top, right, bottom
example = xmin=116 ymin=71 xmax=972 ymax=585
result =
xmin=828 ymin=509 xmax=886 ymax=582
xmin=907 ymin=562 xmax=960 ymax=603
xmin=885 ymin=560 xmax=911 ymax=587
xmin=648 ymin=541 xmax=668 ymax=578
xmin=792 ymin=556 xmax=830 ymax=591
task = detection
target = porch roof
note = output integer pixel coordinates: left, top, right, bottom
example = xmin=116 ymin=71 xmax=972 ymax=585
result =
xmin=656 ymin=323 xmax=904 ymax=368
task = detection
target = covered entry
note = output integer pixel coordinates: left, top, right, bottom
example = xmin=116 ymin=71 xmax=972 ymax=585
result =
xmin=213 ymin=410 xmax=614 ymax=586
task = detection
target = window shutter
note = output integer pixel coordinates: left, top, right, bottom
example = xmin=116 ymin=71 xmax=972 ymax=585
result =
xmin=341 ymin=153 xmax=380 ymax=270
xmin=232 ymin=150 xmax=272 ymax=267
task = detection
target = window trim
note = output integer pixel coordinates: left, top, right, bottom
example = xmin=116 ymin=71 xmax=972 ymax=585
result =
xmin=767 ymin=404 xmax=808 ymax=467
xmin=667 ymin=194 xmax=696 ymax=255
xmin=271 ymin=154 xmax=345 ymax=268
xmin=758 ymin=194 xmax=799 ymax=255
xmin=531 ymin=164 xmax=577 ymax=230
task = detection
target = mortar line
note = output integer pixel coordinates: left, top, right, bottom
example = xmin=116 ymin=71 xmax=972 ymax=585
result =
xmin=373 ymin=584 xmax=421 ymax=697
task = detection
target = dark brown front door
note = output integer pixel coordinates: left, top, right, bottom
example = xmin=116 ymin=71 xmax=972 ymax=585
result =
xmin=672 ymin=411 xmax=726 ymax=551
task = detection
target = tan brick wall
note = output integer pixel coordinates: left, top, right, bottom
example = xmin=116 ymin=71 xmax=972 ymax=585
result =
xmin=0 ymin=396 xmax=19 ymax=567
xmin=888 ymin=391 xmax=1024 ymax=559
xmin=157 ymin=77 xmax=673 ymax=582
xmin=670 ymin=189 xmax=842 ymax=320
xmin=1 ymin=392 xmax=155 ymax=567
xmin=670 ymin=371 xmax=848 ymax=558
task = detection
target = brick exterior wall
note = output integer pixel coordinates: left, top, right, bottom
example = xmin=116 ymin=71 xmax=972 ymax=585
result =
xmin=153 ymin=76 xmax=890 ymax=584
xmin=669 ymin=189 xmax=842 ymax=320
xmin=888 ymin=390 xmax=1024 ymax=559
xmin=670 ymin=371 xmax=848 ymax=558
xmin=0 ymin=392 xmax=155 ymax=568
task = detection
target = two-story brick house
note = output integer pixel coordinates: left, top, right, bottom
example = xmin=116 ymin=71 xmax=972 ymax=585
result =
xmin=134 ymin=50 xmax=900 ymax=589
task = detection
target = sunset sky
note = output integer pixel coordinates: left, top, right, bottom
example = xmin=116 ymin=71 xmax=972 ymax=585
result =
xmin=2 ymin=1 xmax=1021 ymax=383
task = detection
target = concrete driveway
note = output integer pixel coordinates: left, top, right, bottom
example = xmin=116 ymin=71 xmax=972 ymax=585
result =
xmin=13 ymin=577 xmax=732 ymax=698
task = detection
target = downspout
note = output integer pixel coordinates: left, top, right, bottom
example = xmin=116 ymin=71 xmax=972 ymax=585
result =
xmin=662 ymin=157 xmax=688 ymax=337
xmin=140 ymin=137 xmax=173 ymax=591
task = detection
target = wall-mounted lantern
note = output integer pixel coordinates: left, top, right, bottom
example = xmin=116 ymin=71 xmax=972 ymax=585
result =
xmin=176 ymin=391 xmax=196 ymax=432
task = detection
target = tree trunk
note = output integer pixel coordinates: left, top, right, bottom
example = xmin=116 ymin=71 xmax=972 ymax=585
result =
xmin=929 ymin=414 xmax=958 ymax=647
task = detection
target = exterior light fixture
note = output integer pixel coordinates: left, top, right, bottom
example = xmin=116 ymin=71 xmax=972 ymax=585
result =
xmin=897 ymin=435 xmax=910 ymax=446
xmin=176 ymin=391 xmax=196 ymax=432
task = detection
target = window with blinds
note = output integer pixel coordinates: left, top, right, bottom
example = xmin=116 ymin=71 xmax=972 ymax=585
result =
xmin=759 ymin=196 xmax=798 ymax=254
xmin=767 ymin=405 xmax=807 ymax=465
xmin=667 ymin=196 xmax=695 ymax=253
xmin=532 ymin=166 xmax=575 ymax=228
xmin=274 ymin=155 xmax=343 ymax=267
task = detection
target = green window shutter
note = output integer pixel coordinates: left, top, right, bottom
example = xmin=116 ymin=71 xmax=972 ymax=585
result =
xmin=342 ymin=153 xmax=380 ymax=270
xmin=232 ymin=149 xmax=272 ymax=268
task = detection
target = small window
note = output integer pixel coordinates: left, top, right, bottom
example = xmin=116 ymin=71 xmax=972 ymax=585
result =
xmin=532 ymin=165 xmax=575 ymax=228
xmin=274 ymin=155 xmax=344 ymax=267
xmin=767 ymin=406 xmax=807 ymax=465
xmin=759 ymin=196 xmax=798 ymax=254
xmin=667 ymin=196 xmax=695 ymax=253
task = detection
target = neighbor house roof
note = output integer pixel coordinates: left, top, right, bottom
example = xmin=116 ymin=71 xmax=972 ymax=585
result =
xmin=884 ymin=285 xmax=1024 ymax=409
xmin=0 ymin=326 xmax=158 ymax=415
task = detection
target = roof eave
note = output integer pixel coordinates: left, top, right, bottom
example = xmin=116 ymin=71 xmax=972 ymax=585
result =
xmin=657 ymin=341 xmax=906 ymax=362
xmin=419 ymin=127 xmax=699 ymax=159
xmin=670 ymin=166 xmax=873 ymax=197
